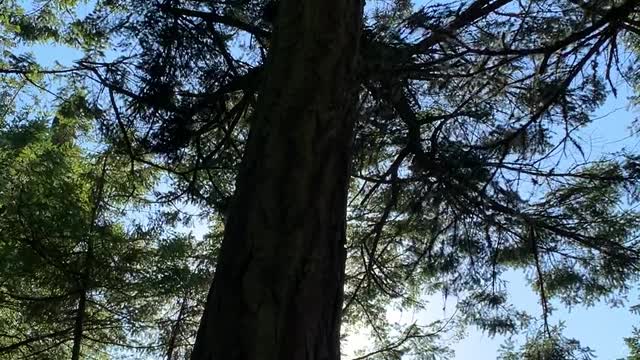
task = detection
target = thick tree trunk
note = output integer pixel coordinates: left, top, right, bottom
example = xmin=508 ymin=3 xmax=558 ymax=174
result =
xmin=191 ymin=1 xmax=364 ymax=359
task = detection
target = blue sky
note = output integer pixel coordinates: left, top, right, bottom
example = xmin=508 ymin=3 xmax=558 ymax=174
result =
xmin=11 ymin=1 xmax=640 ymax=358
xmin=401 ymin=74 xmax=639 ymax=358
xmin=450 ymin=78 xmax=640 ymax=358
xmin=407 ymin=0 xmax=640 ymax=356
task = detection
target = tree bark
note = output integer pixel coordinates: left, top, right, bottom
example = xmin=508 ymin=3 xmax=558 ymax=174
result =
xmin=191 ymin=1 xmax=364 ymax=359
xmin=70 ymin=290 xmax=86 ymax=360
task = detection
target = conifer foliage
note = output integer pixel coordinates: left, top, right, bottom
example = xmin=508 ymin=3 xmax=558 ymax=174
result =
xmin=2 ymin=0 xmax=640 ymax=358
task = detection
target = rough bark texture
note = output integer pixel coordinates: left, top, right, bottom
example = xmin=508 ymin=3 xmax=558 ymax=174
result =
xmin=191 ymin=0 xmax=364 ymax=359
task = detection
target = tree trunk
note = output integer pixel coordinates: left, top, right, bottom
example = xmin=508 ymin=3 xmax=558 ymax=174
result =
xmin=70 ymin=290 xmax=86 ymax=360
xmin=191 ymin=1 xmax=364 ymax=359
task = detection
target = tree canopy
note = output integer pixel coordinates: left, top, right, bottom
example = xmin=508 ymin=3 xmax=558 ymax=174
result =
xmin=2 ymin=0 xmax=640 ymax=358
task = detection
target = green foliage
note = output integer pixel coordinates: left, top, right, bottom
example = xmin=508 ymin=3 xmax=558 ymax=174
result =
xmin=0 ymin=115 xmax=216 ymax=357
xmin=623 ymin=327 xmax=640 ymax=360
xmin=499 ymin=325 xmax=595 ymax=360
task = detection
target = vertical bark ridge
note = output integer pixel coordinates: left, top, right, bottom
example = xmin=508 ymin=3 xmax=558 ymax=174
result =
xmin=191 ymin=0 xmax=364 ymax=359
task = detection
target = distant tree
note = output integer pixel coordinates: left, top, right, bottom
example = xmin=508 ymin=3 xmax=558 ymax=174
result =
xmin=0 ymin=97 xmax=216 ymax=358
xmin=2 ymin=0 xmax=640 ymax=359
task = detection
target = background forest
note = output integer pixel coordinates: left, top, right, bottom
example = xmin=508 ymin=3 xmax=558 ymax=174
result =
xmin=2 ymin=0 xmax=640 ymax=359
